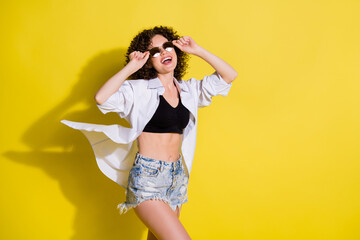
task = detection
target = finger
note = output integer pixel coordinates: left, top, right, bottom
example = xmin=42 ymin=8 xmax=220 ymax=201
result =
xmin=139 ymin=52 xmax=145 ymax=59
xmin=130 ymin=51 xmax=136 ymax=59
xmin=172 ymin=40 xmax=179 ymax=47
xmin=173 ymin=41 xmax=180 ymax=47
xmin=173 ymin=41 xmax=184 ymax=51
xmin=176 ymin=39 xmax=184 ymax=46
xmin=181 ymin=36 xmax=189 ymax=42
xmin=179 ymin=38 xmax=187 ymax=45
xmin=183 ymin=36 xmax=191 ymax=42
xmin=143 ymin=51 xmax=150 ymax=59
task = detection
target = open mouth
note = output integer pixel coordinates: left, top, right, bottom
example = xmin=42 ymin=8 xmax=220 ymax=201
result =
xmin=161 ymin=56 xmax=172 ymax=64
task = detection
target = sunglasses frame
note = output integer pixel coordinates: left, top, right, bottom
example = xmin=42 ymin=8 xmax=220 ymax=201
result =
xmin=148 ymin=41 xmax=175 ymax=58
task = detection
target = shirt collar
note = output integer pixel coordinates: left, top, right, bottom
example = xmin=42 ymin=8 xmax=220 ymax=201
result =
xmin=147 ymin=77 xmax=163 ymax=89
xmin=148 ymin=77 xmax=189 ymax=92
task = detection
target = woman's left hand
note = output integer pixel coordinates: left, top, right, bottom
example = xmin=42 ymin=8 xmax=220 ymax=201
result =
xmin=172 ymin=36 xmax=200 ymax=55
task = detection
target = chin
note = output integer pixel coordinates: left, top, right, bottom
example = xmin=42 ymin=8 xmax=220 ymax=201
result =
xmin=157 ymin=64 xmax=177 ymax=75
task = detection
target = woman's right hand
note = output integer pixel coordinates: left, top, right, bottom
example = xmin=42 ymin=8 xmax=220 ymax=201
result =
xmin=128 ymin=51 xmax=150 ymax=72
xmin=95 ymin=51 xmax=150 ymax=105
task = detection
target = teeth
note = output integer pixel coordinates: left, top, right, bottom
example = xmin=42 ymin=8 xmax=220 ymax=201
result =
xmin=162 ymin=57 xmax=172 ymax=63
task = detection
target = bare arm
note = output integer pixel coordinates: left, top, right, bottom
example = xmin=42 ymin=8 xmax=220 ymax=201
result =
xmin=173 ymin=37 xmax=237 ymax=84
xmin=94 ymin=51 xmax=150 ymax=105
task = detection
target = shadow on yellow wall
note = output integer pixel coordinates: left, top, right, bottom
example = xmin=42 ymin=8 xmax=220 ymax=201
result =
xmin=4 ymin=48 xmax=145 ymax=239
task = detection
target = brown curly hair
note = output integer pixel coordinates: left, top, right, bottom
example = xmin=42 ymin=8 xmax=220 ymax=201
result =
xmin=125 ymin=26 xmax=189 ymax=80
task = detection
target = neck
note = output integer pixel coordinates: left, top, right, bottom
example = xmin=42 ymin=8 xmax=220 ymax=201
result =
xmin=157 ymin=72 xmax=175 ymax=89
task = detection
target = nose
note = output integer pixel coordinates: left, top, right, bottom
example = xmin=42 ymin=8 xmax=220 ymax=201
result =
xmin=160 ymin=47 xmax=167 ymax=55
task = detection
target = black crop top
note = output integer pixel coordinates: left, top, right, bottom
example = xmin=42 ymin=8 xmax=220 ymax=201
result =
xmin=143 ymin=88 xmax=190 ymax=134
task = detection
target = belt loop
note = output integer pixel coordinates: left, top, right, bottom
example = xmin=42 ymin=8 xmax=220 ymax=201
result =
xmin=135 ymin=152 xmax=140 ymax=164
xmin=159 ymin=161 xmax=163 ymax=172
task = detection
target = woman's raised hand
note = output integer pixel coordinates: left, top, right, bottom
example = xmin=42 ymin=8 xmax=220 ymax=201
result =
xmin=128 ymin=51 xmax=150 ymax=72
xmin=172 ymin=36 xmax=200 ymax=55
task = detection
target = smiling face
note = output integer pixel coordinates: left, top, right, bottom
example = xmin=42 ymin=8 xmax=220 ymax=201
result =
xmin=148 ymin=34 xmax=178 ymax=75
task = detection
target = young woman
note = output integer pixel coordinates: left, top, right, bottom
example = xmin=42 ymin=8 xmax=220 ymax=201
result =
xmin=61 ymin=26 xmax=237 ymax=240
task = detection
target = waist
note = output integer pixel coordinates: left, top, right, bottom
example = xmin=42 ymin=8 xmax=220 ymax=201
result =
xmin=137 ymin=132 xmax=181 ymax=162
xmin=135 ymin=152 xmax=182 ymax=170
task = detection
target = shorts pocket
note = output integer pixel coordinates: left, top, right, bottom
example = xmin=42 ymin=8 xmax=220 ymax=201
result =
xmin=139 ymin=163 xmax=160 ymax=177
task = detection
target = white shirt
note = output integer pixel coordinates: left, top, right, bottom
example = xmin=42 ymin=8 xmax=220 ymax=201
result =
xmin=61 ymin=71 xmax=232 ymax=188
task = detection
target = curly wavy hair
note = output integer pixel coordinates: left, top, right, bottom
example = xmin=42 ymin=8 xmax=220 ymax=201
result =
xmin=125 ymin=26 xmax=189 ymax=80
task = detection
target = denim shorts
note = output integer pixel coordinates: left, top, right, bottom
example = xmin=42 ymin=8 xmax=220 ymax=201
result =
xmin=117 ymin=152 xmax=189 ymax=214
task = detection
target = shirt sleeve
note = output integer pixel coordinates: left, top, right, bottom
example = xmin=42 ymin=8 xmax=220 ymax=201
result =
xmin=189 ymin=71 xmax=232 ymax=108
xmin=96 ymin=81 xmax=134 ymax=118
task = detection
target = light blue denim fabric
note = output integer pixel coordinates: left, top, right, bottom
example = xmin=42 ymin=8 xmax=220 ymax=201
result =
xmin=118 ymin=152 xmax=189 ymax=214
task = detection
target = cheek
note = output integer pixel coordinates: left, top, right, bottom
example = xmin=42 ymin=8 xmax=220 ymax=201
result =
xmin=152 ymin=59 xmax=161 ymax=68
xmin=149 ymin=58 xmax=159 ymax=67
xmin=173 ymin=55 xmax=178 ymax=66
xmin=173 ymin=51 xmax=178 ymax=61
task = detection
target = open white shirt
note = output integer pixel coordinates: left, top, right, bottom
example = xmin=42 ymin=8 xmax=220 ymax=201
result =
xmin=61 ymin=71 xmax=232 ymax=188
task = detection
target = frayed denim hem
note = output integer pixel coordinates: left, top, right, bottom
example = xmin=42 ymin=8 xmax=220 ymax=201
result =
xmin=117 ymin=197 xmax=187 ymax=215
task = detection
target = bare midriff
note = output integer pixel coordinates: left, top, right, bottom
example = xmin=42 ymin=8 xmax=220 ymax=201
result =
xmin=137 ymin=132 xmax=182 ymax=162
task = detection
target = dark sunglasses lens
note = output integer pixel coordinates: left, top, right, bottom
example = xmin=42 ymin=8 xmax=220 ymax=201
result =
xmin=163 ymin=41 xmax=174 ymax=48
xmin=149 ymin=47 xmax=160 ymax=56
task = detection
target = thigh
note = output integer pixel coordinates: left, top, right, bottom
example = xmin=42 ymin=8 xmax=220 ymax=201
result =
xmin=174 ymin=205 xmax=181 ymax=218
xmin=134 ymin=200 xmax=190 ymax=240
xmin=146 ymin=205 xmax=182 ymax=240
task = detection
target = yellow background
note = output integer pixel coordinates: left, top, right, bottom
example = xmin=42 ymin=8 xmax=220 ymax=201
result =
xmin=1 ymin=0 xmax=359 ymax=239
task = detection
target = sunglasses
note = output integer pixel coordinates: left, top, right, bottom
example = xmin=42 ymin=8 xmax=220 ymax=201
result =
xmin=148 ymin=41 xmax=174 ymax=58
